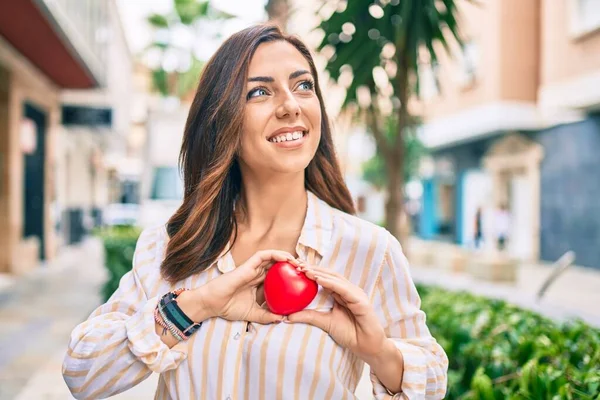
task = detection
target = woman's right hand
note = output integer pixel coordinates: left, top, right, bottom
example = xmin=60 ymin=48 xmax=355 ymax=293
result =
xmin=178 ymin=250 xmax=297 ymax=325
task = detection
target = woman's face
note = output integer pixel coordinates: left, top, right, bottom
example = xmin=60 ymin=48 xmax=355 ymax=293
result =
xmin=239 ymin=40 xmax=322 ymax=175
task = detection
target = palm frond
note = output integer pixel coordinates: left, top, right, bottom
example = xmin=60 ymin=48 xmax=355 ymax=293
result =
xmin=318 ymin=0 xmax=465 ymax=109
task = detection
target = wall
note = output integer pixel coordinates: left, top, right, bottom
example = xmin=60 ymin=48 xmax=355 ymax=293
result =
xmin=540 ymin=0 xmax=600 ymax=86
xmin=422 ymin=0 xmax=539 ymax=120
xmin=534 ymin=113 xmax=600 ymax=269
xmin=0 ymin=36 xmax=61 ymax=272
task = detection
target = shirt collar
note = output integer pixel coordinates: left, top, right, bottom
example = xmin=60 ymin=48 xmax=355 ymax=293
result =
xmin=297 ymin=190 xmax=334 ymax=258
xmin=217 ymin=190 xmax=334 ymax=273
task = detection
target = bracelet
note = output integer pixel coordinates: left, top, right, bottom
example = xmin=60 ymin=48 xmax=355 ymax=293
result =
xmin=161 ymin=288 xmax=203 ymax=336
xmin=156 ymin=288 xmax=203 ymax=339
xmin=157 ymin=303 xmax=185 ymax=341
xmin=154 ymin=305 xmax=184 ymax=341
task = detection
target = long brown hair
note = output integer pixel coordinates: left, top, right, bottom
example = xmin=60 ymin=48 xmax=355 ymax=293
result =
xmin=161 ymin=24 xmax=355 ymax=283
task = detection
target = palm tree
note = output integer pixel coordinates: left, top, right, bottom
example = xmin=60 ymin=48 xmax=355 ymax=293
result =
xmin=265 ymin=0 xmax=291 ymax=28
xmin=317 ymin=0 xmax=464 ymax=238
xmin=145 ymin=0 xmax=232 ymax=98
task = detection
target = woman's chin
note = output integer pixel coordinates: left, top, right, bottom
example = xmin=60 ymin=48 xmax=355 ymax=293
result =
xmin=267 ymin=160 xmax=312 ymax=175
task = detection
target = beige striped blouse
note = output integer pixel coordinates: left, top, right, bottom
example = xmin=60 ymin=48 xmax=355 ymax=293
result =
xmin=63 ymin=191 xmax=448 ymax=399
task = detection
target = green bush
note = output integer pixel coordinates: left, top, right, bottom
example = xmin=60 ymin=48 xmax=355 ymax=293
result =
xmin=95 ymin=225 xmax=142 ymax=302
xmin=417 ymin=285 xmax=600 ymax=399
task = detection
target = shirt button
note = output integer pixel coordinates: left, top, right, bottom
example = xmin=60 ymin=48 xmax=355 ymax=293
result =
xmin=233 ymin=332 xmax=241 ymax=340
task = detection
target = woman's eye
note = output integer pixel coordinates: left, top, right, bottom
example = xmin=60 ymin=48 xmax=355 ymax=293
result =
xmin=248 ymin=87 xmax=268 ymax=99
xmin=298 ymin=80 xmax=314 ymax=91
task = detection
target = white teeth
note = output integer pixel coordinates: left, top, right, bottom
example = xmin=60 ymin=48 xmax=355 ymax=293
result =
xmin=269 ymin=131 xmax=306 ymax=143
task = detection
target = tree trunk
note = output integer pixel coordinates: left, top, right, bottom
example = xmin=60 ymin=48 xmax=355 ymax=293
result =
xmin=385 ymin=156 xmax=402 ymax=238
xmin=265 ymin=0 xmax=290 ymax=29
xmin=388 ymin=52 xmax=410 ymax=244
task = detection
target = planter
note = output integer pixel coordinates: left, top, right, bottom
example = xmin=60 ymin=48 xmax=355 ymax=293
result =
xmin=407 ymin=239 xmax=436 ymax=267
xmin=468 ymin=252 xmax=518 ymax=282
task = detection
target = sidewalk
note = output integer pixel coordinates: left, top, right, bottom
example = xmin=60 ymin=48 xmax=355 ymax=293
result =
xmin=0 ymin=238 xmax=106 ymax=400
xmin=409 ymin=261 xmax=600 ymax=327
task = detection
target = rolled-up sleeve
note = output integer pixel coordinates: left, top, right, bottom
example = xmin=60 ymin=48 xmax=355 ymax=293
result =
xmin=62 ymin=228 xmax=187 ymax=399
xmin=369 ymin=232 xmax=448 ymax=399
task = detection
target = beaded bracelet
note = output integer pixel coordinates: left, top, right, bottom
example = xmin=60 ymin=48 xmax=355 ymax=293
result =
xmin=154 ymin=305 xmax=184 ymax=341
xmin=156 ymin=288 xmax=202 ymax=340
xmin=156 ymin=303 xmax=185 ymax=341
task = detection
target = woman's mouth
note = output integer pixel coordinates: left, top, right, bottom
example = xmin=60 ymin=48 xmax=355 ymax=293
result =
xmin=267 ymin=130 xmax=308 ymax=149
xmin=268 ymin=130 xmax=307 ymax=143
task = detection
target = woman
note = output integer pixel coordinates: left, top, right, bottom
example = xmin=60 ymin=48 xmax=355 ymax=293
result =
xmin=63 ymin=24 xmax=447 ymax=399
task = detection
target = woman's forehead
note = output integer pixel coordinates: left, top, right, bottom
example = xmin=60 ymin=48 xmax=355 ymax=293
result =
xmin=247 ymin=41 xmax=311 ymax=76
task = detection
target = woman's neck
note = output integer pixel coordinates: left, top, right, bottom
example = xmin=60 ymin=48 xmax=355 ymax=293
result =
xmin=237 ymin=171 xmax=307 ymax=236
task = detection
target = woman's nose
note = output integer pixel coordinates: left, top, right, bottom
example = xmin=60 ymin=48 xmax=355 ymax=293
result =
xmin=275 ymin=91 xmax=300 ymax=119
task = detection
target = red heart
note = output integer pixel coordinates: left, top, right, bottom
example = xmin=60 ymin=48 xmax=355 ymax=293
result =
xmin=264 ymin=261 xmax=318 ymax=315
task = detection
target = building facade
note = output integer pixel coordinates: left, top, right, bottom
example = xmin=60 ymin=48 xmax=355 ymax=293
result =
xmin=0 ymin=0 xmax=133 ymax=274
xmin=418 ymin=0 xmax=600 ymax=269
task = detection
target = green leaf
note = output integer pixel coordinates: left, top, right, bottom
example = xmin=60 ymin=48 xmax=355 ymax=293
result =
xmin=152 ymin=68 xmax=169 ymax=97
xmin=147 ymin=13 xmax=170 ymax=28
xmin=361 ymin=114 xmax=427 ymax=188
xmin=176 ymin=57 xmax=205 ymax=97
xmin=175 ymin=0 xmax=209 ymax=25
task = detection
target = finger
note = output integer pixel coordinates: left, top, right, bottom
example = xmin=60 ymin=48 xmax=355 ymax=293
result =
xmin=298 ymin=265 xmax=345 ymax=280
xmin=332 ymin=292 xmax=346 ymax=305
xmin=286 ymin=309 xmax=331 ymax=332
xmin=300 ymin=268 xmax=347 ymax=289
xmin=243 ymin=250 xmax=296 ymax=271
xmin=246 ymin=305 xmax=284 ymax=325
xmin=236 ymin=250 xmax=297 ymax=286
xmin=312 ymin=275 xmax=362 ymax=304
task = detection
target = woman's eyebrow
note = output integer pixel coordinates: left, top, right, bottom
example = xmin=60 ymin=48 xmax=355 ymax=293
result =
xmin=248 ymin=69 xmax=311 ymax=83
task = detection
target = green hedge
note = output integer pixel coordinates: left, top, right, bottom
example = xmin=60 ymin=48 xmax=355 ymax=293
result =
xmin=418 ymin=285 xmax=600 ymax=399
xmin=95 ymin=225 xmax=142 ymax=302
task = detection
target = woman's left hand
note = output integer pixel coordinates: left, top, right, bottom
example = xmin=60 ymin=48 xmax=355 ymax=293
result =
xmin=286 ymin=263 xmax=388 ymax=363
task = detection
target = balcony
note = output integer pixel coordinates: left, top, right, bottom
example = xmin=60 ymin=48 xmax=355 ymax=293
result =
xmin=0 ymin=0 xmax=109 ymax=88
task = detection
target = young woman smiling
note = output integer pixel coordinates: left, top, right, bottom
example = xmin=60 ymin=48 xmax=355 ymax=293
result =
xmin=63 ymin=24 xmax=448 ymax=400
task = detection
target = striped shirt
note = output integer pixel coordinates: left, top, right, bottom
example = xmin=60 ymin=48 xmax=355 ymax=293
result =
xmin=63 ymin=191 xmax=448 ymax=399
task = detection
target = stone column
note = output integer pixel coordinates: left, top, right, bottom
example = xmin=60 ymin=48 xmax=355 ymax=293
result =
xmin=0 ymin=66 xmax=10 ymax=272
xmin=528 ymin=151 xmax=543 ymax=261
xmin=44 ymin=104 xmax=60 ymax=261
xmin=7 ymin=76 xmax=25 ymax=273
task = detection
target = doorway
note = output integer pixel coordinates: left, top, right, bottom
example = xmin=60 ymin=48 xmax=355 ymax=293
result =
xmin=483 ymin=133 xmax=544 ymax=261
xmin=23 ymin=103 xmax=46 ymax=260
xmin=509 ymin=175 xmax=533 ymax=260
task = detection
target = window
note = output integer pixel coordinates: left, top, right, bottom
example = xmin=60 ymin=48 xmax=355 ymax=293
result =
xmin=419 ymin=62 xmax=440 ymax=100
xmin=571 ymin=0 xmax=600 ymax=37
xmin=458 ymin=40 xmax=479 ymax=88
xmin=150 ymin=166 xmax=184 ymax=200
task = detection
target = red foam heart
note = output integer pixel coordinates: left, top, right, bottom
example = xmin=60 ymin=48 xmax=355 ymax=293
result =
xmin=264 ymin=261 xmax=318 ymax=315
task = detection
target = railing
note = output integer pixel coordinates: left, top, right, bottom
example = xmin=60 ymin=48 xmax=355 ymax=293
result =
xmin=33 ymin=0 xmax=110 ymax=85
xmin=536 ymin=251 xmax=576 ymax=301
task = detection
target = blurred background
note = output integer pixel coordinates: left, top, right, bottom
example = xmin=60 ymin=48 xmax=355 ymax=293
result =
xmin=0 ymin=0 xmax=599 ymax=399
